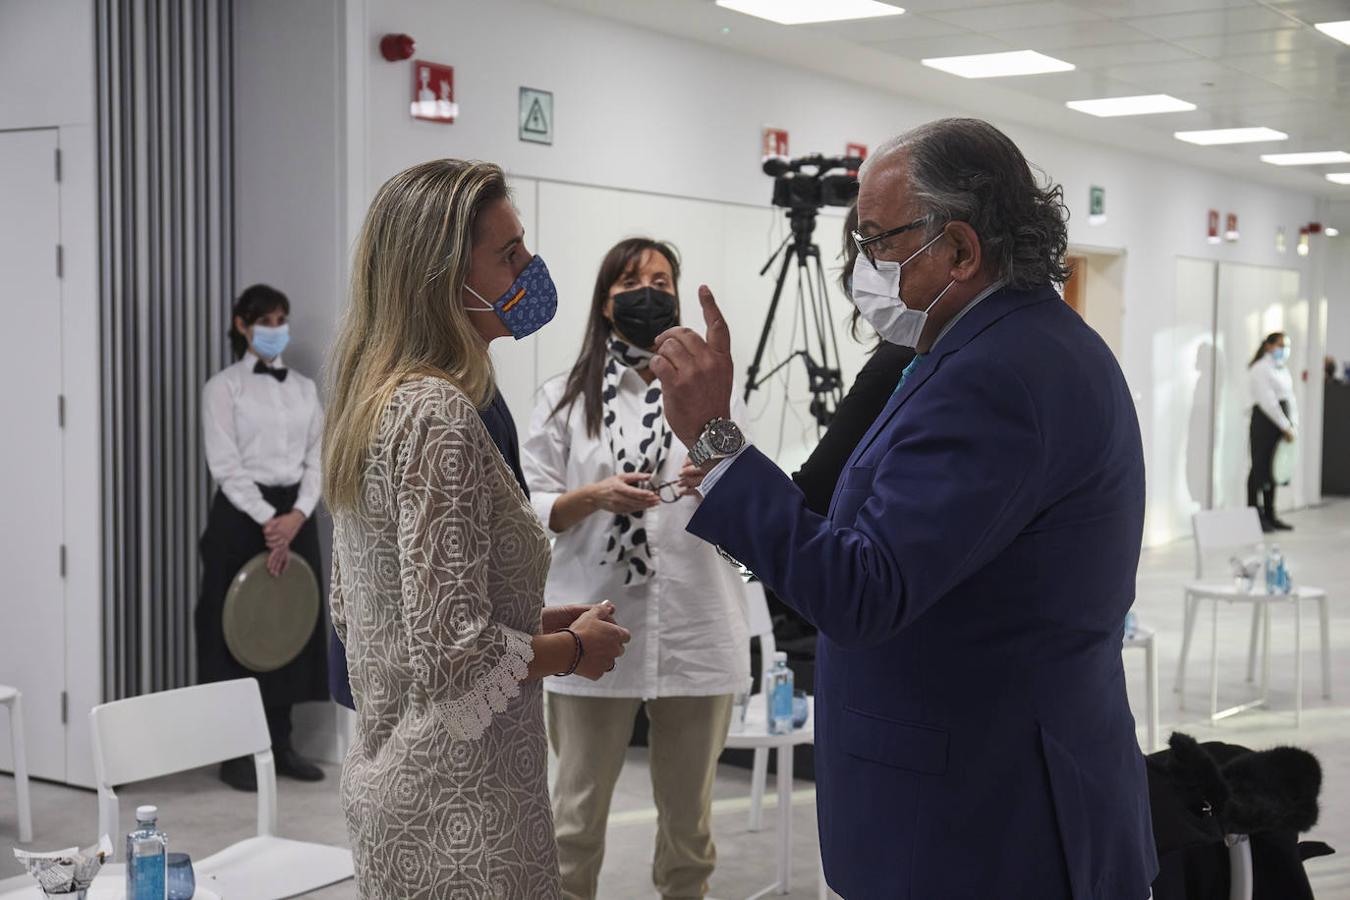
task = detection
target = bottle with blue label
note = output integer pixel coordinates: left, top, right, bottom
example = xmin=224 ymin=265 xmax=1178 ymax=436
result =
xmin=126 ymin=805 xmax=167 ymax=900
xmin=1266 ymin=546 xmax=1291 ymax=595
xmin=767 ymin=652 xmax=794 ymax=735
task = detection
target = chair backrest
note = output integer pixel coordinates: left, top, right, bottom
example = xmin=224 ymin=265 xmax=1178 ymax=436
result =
xmin=744 ymin=580 xmax=776 ymax=693
xmin=90 ymin=678 xmax=278 ymax=850
xmin=91 ymin=678 xmax=271 ymax=787
xmin=1191 ymin=508 xmax=1265 ymax=580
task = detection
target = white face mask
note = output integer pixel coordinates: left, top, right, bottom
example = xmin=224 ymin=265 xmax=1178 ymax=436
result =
xmin=850 ymin=231 xmax=954 ymax=349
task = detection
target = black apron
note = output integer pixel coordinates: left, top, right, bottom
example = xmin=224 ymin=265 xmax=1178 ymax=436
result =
xmin=197 ymin=483 xmax=329 ymax=706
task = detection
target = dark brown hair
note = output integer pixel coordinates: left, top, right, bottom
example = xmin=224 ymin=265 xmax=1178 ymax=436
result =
xmin=230 ymin=284 xmax=290 ymax=360
xmin=1249 ymin=332 xmax=1286 ymax=368
xmin=551 ymin=237 xmax=681 ymax=436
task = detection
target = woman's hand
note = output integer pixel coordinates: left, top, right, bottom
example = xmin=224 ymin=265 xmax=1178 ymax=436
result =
xmin=677 ymin=457 xmax=707 ymax=497
xmin=266 ymin=545 xmax=291 ymax=578
xmin=589 ymin=473 xmax=660 ymax=514
xmin=264 ymin=510 xmax=306 ymax=550
xmin=570 ymin=605 xmax=631 ymax=681
xmin=543 ymin=601 xmax=615 ymax=634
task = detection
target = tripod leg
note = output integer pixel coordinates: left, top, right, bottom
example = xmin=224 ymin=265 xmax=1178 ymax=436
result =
xmin=745 ymin=242 xmax=799 ymax=402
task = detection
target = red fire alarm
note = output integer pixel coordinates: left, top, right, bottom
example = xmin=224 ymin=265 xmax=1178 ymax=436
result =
xmin=380 ymin=33 xmax=415 ymax=62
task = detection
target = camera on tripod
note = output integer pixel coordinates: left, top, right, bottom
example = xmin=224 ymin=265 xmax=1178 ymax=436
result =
xmin=763 ymin=154 xmax=863 ymax=211
xmin=744 ymin=153 xmax=862 ymax=431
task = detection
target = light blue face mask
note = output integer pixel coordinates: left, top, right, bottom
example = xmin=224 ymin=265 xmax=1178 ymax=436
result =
xmin=252 ymin=323 xmax=290 ymax=361
xmin=1273 ymin=346 xmax=1289 ymax=365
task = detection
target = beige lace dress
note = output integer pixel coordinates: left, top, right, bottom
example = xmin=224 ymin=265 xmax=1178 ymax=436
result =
xmin=332 ymin=377 xmax=560 ymax=900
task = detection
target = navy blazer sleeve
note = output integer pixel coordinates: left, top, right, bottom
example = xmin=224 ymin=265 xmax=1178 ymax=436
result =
xmin=690 ymin=356 xmax=1045 ymax=649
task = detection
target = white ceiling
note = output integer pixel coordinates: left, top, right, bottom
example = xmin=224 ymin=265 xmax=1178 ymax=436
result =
xmin=544 ymin=0 xmax=1350 ymax=195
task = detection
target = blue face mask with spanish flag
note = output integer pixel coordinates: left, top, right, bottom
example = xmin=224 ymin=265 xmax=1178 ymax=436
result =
xmin=465 ymin=254 xmax=558 ymax=340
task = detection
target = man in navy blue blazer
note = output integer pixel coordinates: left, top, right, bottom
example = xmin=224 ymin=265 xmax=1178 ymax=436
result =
xmin=650 ymin=119 xmax=1156 ymax=899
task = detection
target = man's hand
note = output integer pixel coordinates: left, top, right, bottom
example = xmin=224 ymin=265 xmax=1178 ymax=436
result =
xmin=264 ymin=510 xmax=306 ymax=551
xmin=651 ymin=285 xmax=734 ymax=447
xmin=543 ymin=601 xmax=615 ymax=634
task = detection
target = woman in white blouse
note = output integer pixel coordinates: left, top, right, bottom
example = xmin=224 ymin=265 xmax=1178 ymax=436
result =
xmin=523 ymin=238 xmax=751 ymax=900
xmin=198 ymin=284 xmax=328 ymax=790
xmin=1247 ymin=330 xmax=1299 ymax=532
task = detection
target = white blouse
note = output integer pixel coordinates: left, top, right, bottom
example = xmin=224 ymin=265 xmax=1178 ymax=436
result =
xmin=523 ymin=369 xmax=751 ymax=700
xmin=1248 ymin=354 xmax=1299 ymax=434
xmin=202 ymin=352 xmax=324 ymax=525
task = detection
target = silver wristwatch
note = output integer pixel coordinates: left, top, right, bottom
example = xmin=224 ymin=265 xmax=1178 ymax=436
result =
xmin=688 ymin=417 xmax=745 ymax=468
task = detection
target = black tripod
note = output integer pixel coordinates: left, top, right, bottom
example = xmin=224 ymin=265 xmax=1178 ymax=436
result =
xmin=743 ymin=205 xmax=844 ymax=430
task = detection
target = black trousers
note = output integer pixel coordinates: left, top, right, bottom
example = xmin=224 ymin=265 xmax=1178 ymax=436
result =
xmin=1247 ymin=403 xmax=1287 ymax=520
xmin=196 ymin=483 xmax=328 ymax=749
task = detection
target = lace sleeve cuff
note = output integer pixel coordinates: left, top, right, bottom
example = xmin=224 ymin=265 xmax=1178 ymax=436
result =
xmin=429 ymin=626 xmax=535 ymax=743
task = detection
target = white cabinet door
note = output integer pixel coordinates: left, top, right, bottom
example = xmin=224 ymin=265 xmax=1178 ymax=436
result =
xmin=0 ymin=128 xmax=66 ymax=781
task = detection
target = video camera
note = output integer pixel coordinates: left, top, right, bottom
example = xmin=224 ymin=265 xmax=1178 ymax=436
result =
xmin=763 ymin=153 xmax=863 ymax=211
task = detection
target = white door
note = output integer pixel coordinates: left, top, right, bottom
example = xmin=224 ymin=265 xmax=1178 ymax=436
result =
xmin=0 ymin=129 xmax=67 ymax=780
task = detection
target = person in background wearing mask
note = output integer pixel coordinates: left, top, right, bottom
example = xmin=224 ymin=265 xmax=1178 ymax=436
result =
xmin=523 ymin=237 xmax=750 ymax=900
xmin=323 ymin=160 xmax=630 ymax=899
xmin=1248 ymin=332 xmax=1299 ymax=532
xmin=198 ymin=284 xmax=328 ymax=791
xmin=650 ymin=118 xmax=1155 ymax=898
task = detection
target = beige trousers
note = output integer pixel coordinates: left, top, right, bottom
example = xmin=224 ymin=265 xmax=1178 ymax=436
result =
xmin=547 ymin=692 xmax=733 ymax=900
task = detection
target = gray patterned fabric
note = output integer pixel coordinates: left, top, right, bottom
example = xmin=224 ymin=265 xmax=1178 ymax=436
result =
xmin=331 ymin=377 xmax=560 ymax=900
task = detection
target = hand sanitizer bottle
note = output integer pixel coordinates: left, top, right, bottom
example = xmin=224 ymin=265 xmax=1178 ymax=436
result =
xmin=767 ymin=652 xmax=794 ymax=735
xmin=126 ymin=805 xmax=167 ymax=900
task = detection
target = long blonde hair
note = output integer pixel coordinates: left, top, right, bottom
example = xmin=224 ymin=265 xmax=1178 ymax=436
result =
xmin=324 ymin=159 xmax=507 ymax=510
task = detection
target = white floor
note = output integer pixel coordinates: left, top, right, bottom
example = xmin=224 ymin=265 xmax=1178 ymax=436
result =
xmin=2 ymin=500 xmax=1349 ymax=898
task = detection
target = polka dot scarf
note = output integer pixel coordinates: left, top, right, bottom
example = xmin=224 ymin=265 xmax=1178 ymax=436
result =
xmin=600 ymin=338 xmax=673 ymax=585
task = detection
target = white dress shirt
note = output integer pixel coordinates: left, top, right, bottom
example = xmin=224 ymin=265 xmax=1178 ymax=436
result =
xmin=202 ymin=352 xmax=324 ymax=525
xmin=1249 ymin=354 xmax=1299 ymax=434
xmin=523 ymin=370 xmax=751 ymax=700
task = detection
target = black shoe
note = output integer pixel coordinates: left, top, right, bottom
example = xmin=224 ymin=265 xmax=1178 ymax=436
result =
xmin=219 ymin=756 xmax=257 ymax=792
xmin=1260 ymin=518 xmax=1276 ymax=533
xmin=1271 ymin=519 xmax=1294 ymax=531
xmin=275 ymin=746 xmax=325 ymax=782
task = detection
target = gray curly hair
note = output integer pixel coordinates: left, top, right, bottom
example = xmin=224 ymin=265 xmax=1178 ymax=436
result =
xmin=869 ymin=118 xmax=1071 ymax=288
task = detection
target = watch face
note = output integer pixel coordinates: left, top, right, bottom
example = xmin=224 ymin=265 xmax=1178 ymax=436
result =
xmin=707 ymin=419 xmax=743 ymax=454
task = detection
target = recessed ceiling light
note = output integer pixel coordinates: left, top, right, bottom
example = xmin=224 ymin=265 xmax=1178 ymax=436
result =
xmin=714 ymin=0 xmax=904 ymax=25
xmin=1066 ymin=95 xmax=1195 ymax=117
xmin=1174 ymin=127 xmax=1288 ymax=146
xmin=1326 ymin=227 xmax=1341 ymax=237
xmin=1261 ymin=151 xmax=1350 ymax=166
xmin=1314 ymin=20 xmax=1350 ymax=45
xmin=921 ymin=50 xmax=1074 ymax=79
xmin=1327 ymin=173 xmax=1350 ymax=184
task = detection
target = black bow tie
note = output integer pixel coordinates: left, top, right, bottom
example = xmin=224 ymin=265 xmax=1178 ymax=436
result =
xmin=254 ymin=361 xmax=288 ymax=382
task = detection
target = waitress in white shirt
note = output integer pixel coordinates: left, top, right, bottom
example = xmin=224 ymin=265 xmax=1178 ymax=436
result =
xmin=198 ymin=284 xmax=328 ymax=791
xmin=523 ymin=238 xmax=750 ymax=900
xmin=1247 ymin=330 xmax=1299 ymax=532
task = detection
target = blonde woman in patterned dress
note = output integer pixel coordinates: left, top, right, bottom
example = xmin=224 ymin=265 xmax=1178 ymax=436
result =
xmin=323 ymin=159 xmax=631 ymax=900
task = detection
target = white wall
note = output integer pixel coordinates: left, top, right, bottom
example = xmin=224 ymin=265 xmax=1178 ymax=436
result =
xmin=0 ymin=0 xmax=102 ymax=787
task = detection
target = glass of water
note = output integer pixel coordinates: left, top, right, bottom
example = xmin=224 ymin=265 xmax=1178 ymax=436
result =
xmin=166 ymin=853 xmax=195 ymax=900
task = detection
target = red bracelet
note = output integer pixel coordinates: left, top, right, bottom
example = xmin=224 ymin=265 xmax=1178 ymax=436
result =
xmin=556 ymin=627 xmax=584 ymax=677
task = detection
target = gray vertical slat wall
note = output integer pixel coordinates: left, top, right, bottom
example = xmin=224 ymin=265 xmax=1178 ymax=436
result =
xmin=96 ymin=0 xmax=235 ymax=700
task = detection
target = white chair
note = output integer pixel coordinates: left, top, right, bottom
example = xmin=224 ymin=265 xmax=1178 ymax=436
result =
xmin=90 ymin=678 xmax=353 ymax=898
xmin=1227 ymin=833 xmax=1254 ymax=900
xmin=1174 ymin=508 xmax=1331 ymax=724
xmin=0 ymin=686 xmax=32 ymax=843
xmin=1122 ymin=623 xmax=1159 ymax=752
xmin=725 ymin=582 xmax=824 ymax=899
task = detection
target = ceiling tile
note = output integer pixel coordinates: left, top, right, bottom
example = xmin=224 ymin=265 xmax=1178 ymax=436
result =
xmin=1222 ymin=48 xmax=1347 ymax=77
xmin=1178 ymin=27 xmax=1343 ymax=56
xmin=1100 ymin=57 xmax=1259 ymax=88
xmin=871 ymin=32 xmax=1014 ymax=59
xmin=926 ymin=1 xmax=1106 ymax=31
xmin=1014 ymin=71 xmax=1149 ymax=101
xmin=1124 ymin=7 xmax=1303 ymax=39
xmin=991 ymin=19 xmax=1159 ymax=49
xmin=819 ymin=12 xmax=964 ymax=43
xmin=1258 ymin=0 xmax=1350 ymax=26
xmin=1073 ymin=0 xmax=1261 ymax=15
xmin=1057 ymin=41 xmax=1201 ymax=68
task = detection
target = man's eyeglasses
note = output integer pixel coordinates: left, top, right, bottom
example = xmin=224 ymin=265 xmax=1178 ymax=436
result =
xmin=644 ymin=479 xmax=685 ymax=504
xmin=851 ymin=216 xmax=928 ymax=269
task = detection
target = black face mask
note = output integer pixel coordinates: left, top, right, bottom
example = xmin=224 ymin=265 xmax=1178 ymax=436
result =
xmin=609 ymin=286 xmax=678 ymax=349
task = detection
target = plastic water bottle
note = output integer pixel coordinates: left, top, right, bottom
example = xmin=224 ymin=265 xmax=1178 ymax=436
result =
xmin=1276 ymin=549 xmax=1292 ymax=595
xmin=1124 ymin=610 xmax=1138 ymax=639
xmin=767 ymin=652 xmax=794 ymax=735
xmin=126 ymin=805 xmax=167 ymax=900
xmin=1265 ymin=547 xmax=1279 ymax=595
